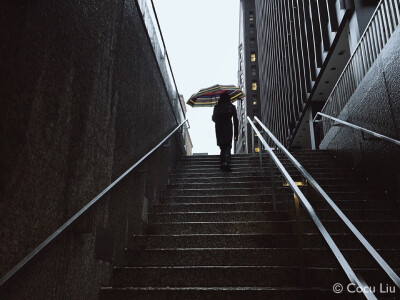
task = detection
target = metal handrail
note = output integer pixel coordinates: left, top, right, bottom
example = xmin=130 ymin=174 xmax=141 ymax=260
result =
xmin=314 ymin=112 xmax=400 ymax=146
xmin=0 ymin=119 xmax=188 ymax=288
xmin=253 ymin=116 xmax=400 ymax=291
xmin=247 ymin=117 xmax=375 ymax=300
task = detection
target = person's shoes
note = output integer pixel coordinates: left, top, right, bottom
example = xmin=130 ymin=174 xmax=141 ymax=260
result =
xmin=221 ymin=162 xmax=231 ymax=172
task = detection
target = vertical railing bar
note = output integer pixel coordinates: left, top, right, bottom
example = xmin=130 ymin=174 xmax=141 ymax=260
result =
xmin=355 ymin=49 xmax=362 ymax=86
xmin=367 ymin=30 xmax=375 ymax=67
xmin=368 ymin=22 xmax=376 ymax=61
xmin=380 ymin=5 xmax=390 ymax=42
xmin=389 ymin=0 xmax=397 ymax=24
xmin=374 ymin=16 xmax=383 ymax=52
xmin=387 ymin=0 xmax=396 ymax=29
xmin=361 ymin=31 xmax=370 ymax=71
xmin=345 ymin=70 xmax=352 ymax=104
xmin=377 ymin=9 xmax=386 ymax=48
xmin=337 ymin=80 xmax=343 ymax=114
xmin=360 ymin=39 xmax=369 ymax=76
xmin=393 ymin=0 xmax=400 ymax=23
xmin=258 ymin=136 xmax=263 ymax=170
xmin=252 ymin=126 xmax=255 ymax=157
xmin=269 ymin=153 xmax=277 ymax=211
xmin=347 ymin=62 xmax=354 ymax=98
xmin=370 ymin=20 xmax=380 ymax=58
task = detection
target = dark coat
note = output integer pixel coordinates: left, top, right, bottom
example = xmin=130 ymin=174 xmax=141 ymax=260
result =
xmin=212 ymin=100 xmax=239 ymax=147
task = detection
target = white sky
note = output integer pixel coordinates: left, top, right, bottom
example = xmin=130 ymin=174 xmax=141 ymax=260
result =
xmin=153 ymin=0 xmax=240 ymax=155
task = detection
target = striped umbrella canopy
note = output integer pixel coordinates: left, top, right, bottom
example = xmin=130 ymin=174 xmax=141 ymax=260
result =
xmin=186 ymin=84 xmax=245 ymax=107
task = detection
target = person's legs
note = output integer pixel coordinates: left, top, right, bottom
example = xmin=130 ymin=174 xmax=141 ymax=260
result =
xmin=225 ymin=146 xmax=232 ymax=165
xmin=219 ymin=145 xmax=226 ymax=168
xmin=219 ymin=144 xmax=231 ymax=171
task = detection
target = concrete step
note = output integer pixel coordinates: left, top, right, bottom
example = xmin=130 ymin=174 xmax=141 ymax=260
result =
xmin=160 ymin=195 xmax=272 ymax=204
xmin=161 ymin=187 xmax=299 ymax=197
xmin=108 ymin=265 xmax=348 ymax=288
xmin=180 ymin=151 xmax=338 ymax=160
xmin=161 ymin=188 xmax=388 ymax=200
xmin=145 ymin=220 xmax=400 ymax=235
xmin=170 ymin=170 xmax=362 ymax=179
xmin=167 ymin=181 xmax=274 ymax=189
xmin=145 ymin=221 xmax=295 ymax=235
xmin=121 ymin=248 xmax=400 ymax=268
xmin=148 ymin=209 xmax=398 ymax=223
xmin=170 ymin=175 xmax=268 ymax=184
xmin=172 ymin=166 xmax=357 ymax=175
xmin=148 ymin=211 xmax=291 ymax=223
xmin=150 ymin=202 xmax=275 ymax=213
xmin=311 ymin=208 xmax=399 ymax=221
xmin=129 ymin=233 xmax=299 ymax=249
xmin=128 ymin=233 xmax=400 ymax=250
xmin=320 ymin=199 xmax=397 ymax=209
xmin=99 ymin=287 xmax=363 ymax=300
xmin=160 ymin=196 xmax=396 ymax=208
xmin=176 ymin=161 xmax=349 ymax=169
xmin=168 ymin=176 xmax=371 ymax=186
xmin=165 ymin=182 xmax=385 ymax=194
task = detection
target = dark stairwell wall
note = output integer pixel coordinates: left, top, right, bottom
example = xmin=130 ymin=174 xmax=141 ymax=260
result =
xmin=0 ymin=0 xmax=182 ymax=298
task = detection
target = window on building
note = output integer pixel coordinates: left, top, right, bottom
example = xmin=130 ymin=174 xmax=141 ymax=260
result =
xmin=253 ymin=100 xmax=258 ymax=105
xmin=240 ymin=73 xmax=243 ymax=84
xmin=250 ymin=38 xmax=255 ymax=47
xmin=255 ymin=147 xmax=260 ymax=153
xmin=241 ymin=99 xmax=245 ymax=108
xmin=251 ymin=65 xmax=256 ymax=76
xmin=241 ymin=113 xmax=245 ymax=123
xmin=249 ymin=11 xmax=254 ymax=21
xmin=242 ymin=127 xmax=245 ymax=137
xmin=251 ymin=52 xmax=256 ymax=62
xmin=240 ymin=61 xmax=243 ymax=71
xmin=250 ymin=24 xmax=255 ymax=35
xmin=252 ymin=81 xmax=258 ymax=90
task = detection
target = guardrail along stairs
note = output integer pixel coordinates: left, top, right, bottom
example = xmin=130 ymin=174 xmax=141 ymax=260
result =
xmin=99 ymin=151 xmax=400 ymax=299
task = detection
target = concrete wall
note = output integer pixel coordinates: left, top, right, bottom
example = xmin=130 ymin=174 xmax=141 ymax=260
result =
xmin=320 ymin=25 xmax=400 ymax=184
xmin=0 ymin=0 xmax=183 ymax=298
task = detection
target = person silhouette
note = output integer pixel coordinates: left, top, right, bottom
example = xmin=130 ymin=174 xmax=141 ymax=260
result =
xmin=212 ymin=92 xmax=239 ymax=171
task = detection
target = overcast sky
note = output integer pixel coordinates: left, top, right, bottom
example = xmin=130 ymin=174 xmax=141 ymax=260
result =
xmin=152 ymin=0 xmax=240 ymax=155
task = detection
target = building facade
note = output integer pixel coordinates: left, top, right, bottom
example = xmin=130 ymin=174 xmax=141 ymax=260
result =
xmin=235 ymin=0 xmax=262 ymax=154
xmin=252 ymin=0 xmax=380 ymax=149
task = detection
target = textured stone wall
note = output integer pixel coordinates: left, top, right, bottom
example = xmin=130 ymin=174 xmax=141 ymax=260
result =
xmin=0 ymin=0 xmax=182 ymax=298
xmin=320 ymin=25 xmax=400 ymax=184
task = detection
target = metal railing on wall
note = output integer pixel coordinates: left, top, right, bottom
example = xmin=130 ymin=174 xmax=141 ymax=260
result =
xmin=320 ymin=0 xmax=400 ymax=136
xmin=136 ymin=0 xmax=188 ymax=142
xmin=0 ymin=119 xmax=189 ymax=289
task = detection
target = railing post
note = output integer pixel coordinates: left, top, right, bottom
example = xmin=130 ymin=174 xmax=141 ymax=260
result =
xmin=251 ymin=125 xmax=255 ymax=156
xmin=293 ymin=193 xmax=305 ymax=287
xmin=269 ymin=154 xmax=277 ymax=211
xmin=258 ymin=136 xmax=263 ymax=170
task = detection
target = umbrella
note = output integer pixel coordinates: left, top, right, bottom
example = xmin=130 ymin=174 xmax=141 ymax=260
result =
xmin=187 ymin=84 xmax=245 ymax=107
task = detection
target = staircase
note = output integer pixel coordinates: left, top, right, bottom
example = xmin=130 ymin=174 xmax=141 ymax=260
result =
xmin=99 ymin=150 xmax=400 ymax=299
